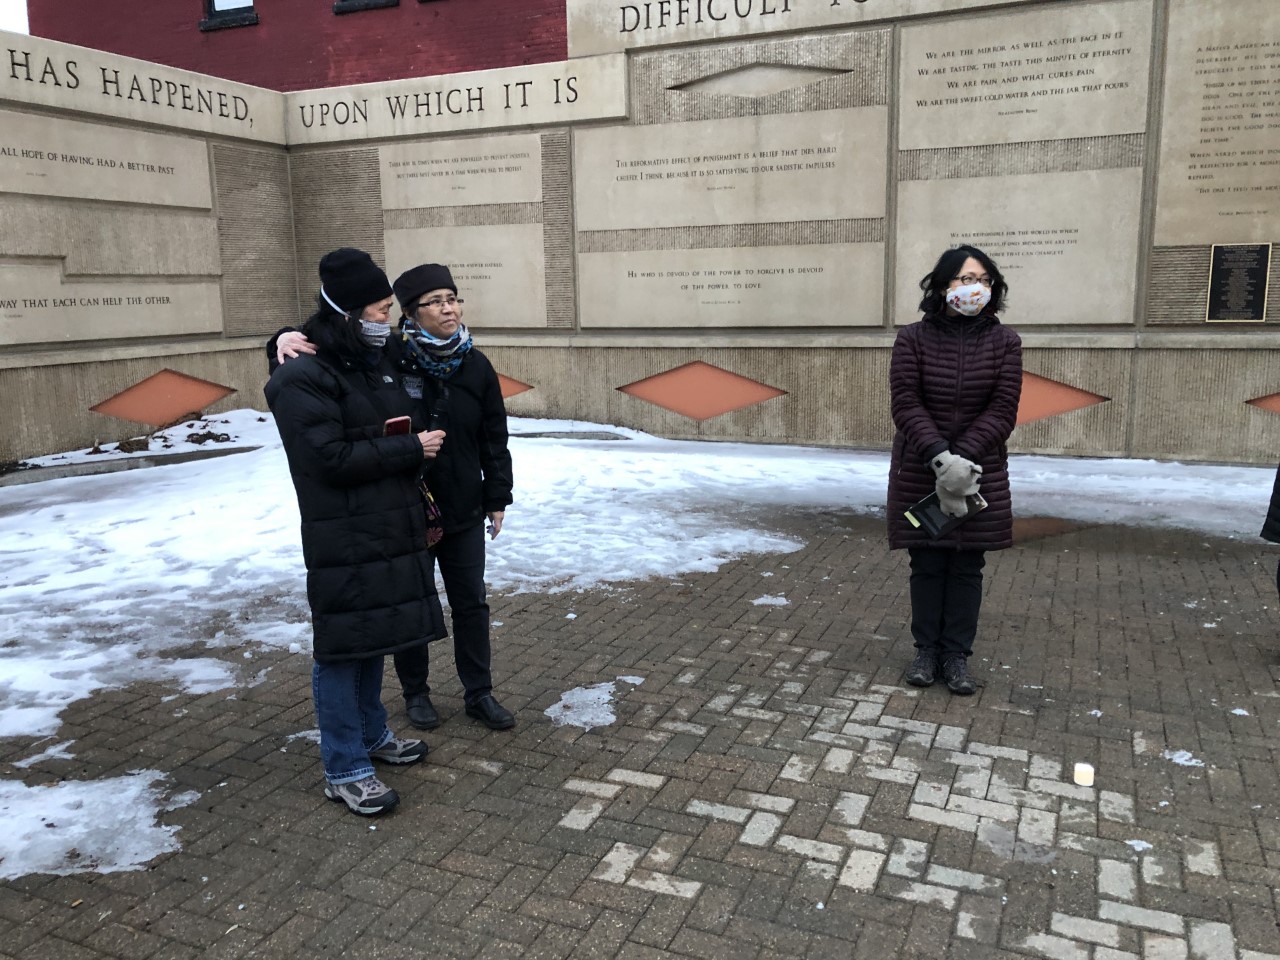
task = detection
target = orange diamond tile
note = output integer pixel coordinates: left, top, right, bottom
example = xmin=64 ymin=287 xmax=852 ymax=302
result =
xmin=498 ymin=374 xmax=532 ymax=400
xmin=1017 ymin=372 xmax=1109 ymax=426
xmin=1246 ymin=393 xmax=1280 ymax=415
xmin=618 ymin=361 xmax=786 ymax=421
xmin=91 ymin=369 xmax=236 ymax=427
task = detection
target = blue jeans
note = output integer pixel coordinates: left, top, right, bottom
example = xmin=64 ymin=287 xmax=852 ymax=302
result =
xmin=312 ymin=657 xmax=393 ymax=785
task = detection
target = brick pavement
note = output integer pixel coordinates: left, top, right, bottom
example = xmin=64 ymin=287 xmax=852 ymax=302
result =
xmin=2 ymin=509 xmax=1279 ymax=959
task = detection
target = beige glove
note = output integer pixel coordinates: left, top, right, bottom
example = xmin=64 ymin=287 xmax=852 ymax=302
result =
xmin=930 ymin=450 xmax=982 ymax=496
xmin=936 ymin=483 xmax=972 ymax=518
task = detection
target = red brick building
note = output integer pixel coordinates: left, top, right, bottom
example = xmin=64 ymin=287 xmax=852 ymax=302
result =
xmin=26 ymin=0 xmax=567 ymax=91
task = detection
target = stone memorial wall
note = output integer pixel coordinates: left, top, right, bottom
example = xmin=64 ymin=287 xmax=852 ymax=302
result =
xmin=2 ymin=0 xmax=1280 ymax=464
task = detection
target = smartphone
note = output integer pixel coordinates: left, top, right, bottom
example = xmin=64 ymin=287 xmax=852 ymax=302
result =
xmin=383 ymin=416 xmax=412 ymax=436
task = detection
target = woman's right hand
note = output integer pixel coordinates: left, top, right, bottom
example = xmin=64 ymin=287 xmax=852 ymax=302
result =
xmin=276 ymin=330 xmax=316 ymax=365
xmin=417 ymin=429 xmax=446 ymax=459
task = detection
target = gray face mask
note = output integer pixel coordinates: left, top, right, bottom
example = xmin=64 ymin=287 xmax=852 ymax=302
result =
xmin=357 ymin=318 xmax=391 ymax=348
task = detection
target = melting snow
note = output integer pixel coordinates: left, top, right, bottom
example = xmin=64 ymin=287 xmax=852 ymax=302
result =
xmin=544 ymin=677 xmax=645 ymax=730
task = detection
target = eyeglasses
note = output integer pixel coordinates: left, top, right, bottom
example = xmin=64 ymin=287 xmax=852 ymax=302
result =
xmin=951 ymin=274 xmax=993 ymax=288
xmin=416 ymin=296 xmax=464 ymax=311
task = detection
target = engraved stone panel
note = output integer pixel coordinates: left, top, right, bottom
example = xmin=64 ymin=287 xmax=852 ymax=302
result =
xmin=384 ymin=224 xmax=547 ymax=329
xmin=0 ymin=35 xmax=282 ymax=144
xmin=380 ymin=134 xmax=543 ymax=210
xmin=0 ymin=109 xmax=212 ymax=208
xmin=578 ymin=243 xmax=883 ymax=328
xmin=567 ymin=0 xmax=1039 ymax=58
xmin=630 ymin=29 xmax=889 ymax=125
xmin=0 ymin=195 xmax=220 ymax=277
xmin=0 ymin=261 xmax=221 ymax=346
xmin=574 ymin=107 xmax=886 ymax=231
xmin=894 ymin=168 xmax=1143 ymax=326
xmin=1153 ymin=0 xmax=1280 ymax=245
xmin=898 ymin=0 xmax=1152 ymax=150
xmin=287 ymin=56 xmax=628 ymax=146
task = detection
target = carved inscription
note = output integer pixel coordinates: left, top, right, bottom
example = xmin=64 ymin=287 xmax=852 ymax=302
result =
xmin=578 ymin=245 xmax=884 ymax=328
xmin=575 ymin=108 xmax=886 ymax=230
xmin=1154 ymin=0 xmax=1280 ymax=244
xmin=895 ymin=168 xmax=1142 ymax=326
xmin=0 ymin=264 xmax=221 ymax=346
xmin=899 ymin=0 xmax=1151 ymax=148
xmin=379 ymin=134 xmax=542 ymax=209
xmin=566 ymin=0 xmax=1039 ymax=58
xmin=0 ymin=109 xmax=212 ymax=208
xmin=287 ymin=56 xmax=626 ymax=144
xmin=1 ymin=35 xmax=279 ymax=142
xmin=384 ymin=224 xmax=547 ymax=329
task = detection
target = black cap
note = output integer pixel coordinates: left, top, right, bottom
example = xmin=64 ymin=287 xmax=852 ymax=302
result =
xmin=393 ymin=263 xmax=457 ymax=311
xmin=318 ymin=248 xmax=393 ymax=315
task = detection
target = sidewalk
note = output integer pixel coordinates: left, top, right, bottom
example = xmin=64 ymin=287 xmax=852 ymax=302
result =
xmin=2 ymin=508 xmax=1278 ymax=959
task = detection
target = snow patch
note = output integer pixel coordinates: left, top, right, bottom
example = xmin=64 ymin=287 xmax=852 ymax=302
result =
xmin=0 ymin=772 xmax=183 ymax=879
xmin=751 ymin=595 xmax=789 ymax=607
xmin=544 ymin=676 xmax=645 ymax=730
xmin=1161 ymin=749 xmax=1204 ymax=767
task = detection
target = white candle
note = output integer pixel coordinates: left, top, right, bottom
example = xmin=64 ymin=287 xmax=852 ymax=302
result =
xmin=1073 ymin=762 xmax=1095 ymax=787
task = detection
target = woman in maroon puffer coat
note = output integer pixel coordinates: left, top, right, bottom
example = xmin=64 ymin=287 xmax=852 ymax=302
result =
xmin=887 ymin=245 xmax=1022 ymax=695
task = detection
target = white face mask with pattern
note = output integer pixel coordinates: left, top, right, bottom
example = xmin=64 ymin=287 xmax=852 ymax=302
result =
xmin=945 ymin=283 xmax=991 ymax=317
xmin=357 ymin=319 xmax=391 ymax=348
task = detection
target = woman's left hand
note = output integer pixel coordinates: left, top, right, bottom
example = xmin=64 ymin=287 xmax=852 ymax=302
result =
xmin=486 ymin=511 xmax=504 ymax=540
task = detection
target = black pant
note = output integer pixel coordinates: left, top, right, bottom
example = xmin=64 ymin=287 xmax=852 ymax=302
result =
xmin=394 ymin=522 xmax=492 ymax=704
xmin=908 ymin=548 xmax=986 ymax=659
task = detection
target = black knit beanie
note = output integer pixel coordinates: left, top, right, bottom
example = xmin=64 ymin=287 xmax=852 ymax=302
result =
xmin=318 ymin=248 xmax=393 ymax=315
xmin=393 ymin=263 xmax=457 ymax=312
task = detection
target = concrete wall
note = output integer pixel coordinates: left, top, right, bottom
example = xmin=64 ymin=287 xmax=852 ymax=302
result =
xmin=4 ymin=0 xmax=1280 ymax=465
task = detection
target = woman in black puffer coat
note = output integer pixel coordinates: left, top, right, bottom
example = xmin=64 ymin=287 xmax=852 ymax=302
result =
xmin=1260 ymin=470 xmax=1280 ymax=599
xmin=887 ymin=244 xmax=1022 ymax=695
xmin=265 ymin=248 xmax=447 ymax=817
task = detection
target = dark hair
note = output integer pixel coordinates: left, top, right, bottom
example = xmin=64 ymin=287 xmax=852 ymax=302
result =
xmin=300 ymin=294 xmax=371 ymax=362
xmin=917 ymin=244 xmax=1007 ymax=315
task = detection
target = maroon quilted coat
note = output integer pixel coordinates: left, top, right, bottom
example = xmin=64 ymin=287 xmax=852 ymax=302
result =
xmin=887 ymin=313 xmax=1022 ymax=551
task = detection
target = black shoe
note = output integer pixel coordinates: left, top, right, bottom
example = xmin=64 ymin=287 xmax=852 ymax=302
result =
xmin=941 ymin=656 xmax=977 ymax=696
xmin=464 ymin=694 xmax=516 ymax=730
xmin=905 ymin=649 xmax=938 ymax=687
xmin=405 ymin=694 xmax=440 ymax=730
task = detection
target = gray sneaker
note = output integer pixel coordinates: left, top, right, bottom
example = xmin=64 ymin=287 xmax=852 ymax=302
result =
xmin=324 ymin=776 xmax=399 ymax=816
xmin=369 ymin=736 xmax=428 ymax=765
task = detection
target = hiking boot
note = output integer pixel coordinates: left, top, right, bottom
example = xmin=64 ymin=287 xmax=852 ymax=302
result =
xmin=324 ymin=776 xmax=399 ymax=816
xmin=405 ymin=694 xmax=440 ymax=730
xmin=369 ymin=736 xmax=429 ymax=765
xmin=905 ymin=649 xmax=939 ymax=687
xmin=941 ymin=656 xmax=977 ymax=696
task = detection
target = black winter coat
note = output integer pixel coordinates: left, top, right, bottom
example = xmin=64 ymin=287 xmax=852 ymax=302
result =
xmin=1262 ymin=466 xmax=1280 ymax=543
xmin=390 ymin=340 xmax=514 ymax=535
xmin=265 ymin=349 xmax=447 ymax=661
xmin=887 ymin=313 xmax=1022 ymax=551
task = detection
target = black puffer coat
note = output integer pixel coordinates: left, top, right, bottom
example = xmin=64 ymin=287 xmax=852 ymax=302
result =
xmin=887 ymin=313 xmax=1022 ymax=551
xmin=265 ymin=349 xmax=447 ymax=661
xmin=392 ymin=341 xmax=513 ymax=535
xmin=1261 ymin=466 xmax=1280 ymax=543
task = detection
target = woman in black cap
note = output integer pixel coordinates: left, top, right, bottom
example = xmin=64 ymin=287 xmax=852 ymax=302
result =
xmin=389 ymin=263 xmax=515 ymax=731
xmin=274 ymin=263 xmax=515 ymax=732
xmin=265 ymin=248 xmax=448 ymax=816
